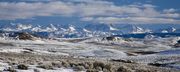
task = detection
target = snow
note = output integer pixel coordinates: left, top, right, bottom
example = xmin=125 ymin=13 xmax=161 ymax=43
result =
xmin=50 ymin=24 xmax=58 ymax=31
xmin=17 ymin=24 xmax=32 ymax=30
xmin=0 ymin=36 xmax=180 ymax=69
xmin=2 ymin=27 xmax=17 ymax=31
xmin=132 ymin=26 xmax=151 ymax=34
xmin=31 ymin=25 xmax=42 ymax=32
xmin=1 ymin=23 xmax=179 ymax=38
xmin=0 ymin=62 xmax=9 ymax=71
xmin=0 ymin=49 xmax=24 ymax=53
xmin=172 ymin=27 xmax=176 ymax=32
xmin=162 ymin=30 xmax=168 ymax=33
xmin=35 ymin=50 xmax=69 ymax=56
xmin=16 ymin=68 xmax=75 ymax=72
xmin=0 ymin=63 xmax=76 ymax=72
xmin=109 ymin=25 xmax=119 ymax=31
xmin=83 ymin=28 xmax=91 ymax=33
xmin=1 ymin=23 xmax=32 ymax=31
xmin=0 ymin=23 xmax=180 ymax=70
xmin=158 ymin=49 xmax=180 ymax=55
xmin=34 ymin=68 xmax=74 ymax=72
xmin=31 ymin=24 xmax=57 ymax=32
xmin=68 ymin=26 xmax=76 ymax=32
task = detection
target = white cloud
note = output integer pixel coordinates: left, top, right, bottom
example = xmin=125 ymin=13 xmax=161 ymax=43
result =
xmin=163 ymin=8 xmax=177 ymax=13
xmin=0 ymin=2 xmax=75 ymax=20
xmin=161 ymin=13 xmax=180 ymax=18
xmin=92 ymin=17 xmax=180 ymax=24
xmin=0 ymin=0 xmax=180 ymax=24
xmin=81 ymin=17 xmax=94 ymax=21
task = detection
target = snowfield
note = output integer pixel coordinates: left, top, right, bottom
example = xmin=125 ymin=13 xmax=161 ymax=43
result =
xmin=0 ymin=36 xmax=180 ymax=71
xmin=0 ymin=62 xmax=75 ymax=72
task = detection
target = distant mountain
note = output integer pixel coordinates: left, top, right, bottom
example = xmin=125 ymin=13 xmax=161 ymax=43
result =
xmin=131 ymin=25 xmax=152 ymax=34
xmin=0 ymin=23 xmax=179 ymax=38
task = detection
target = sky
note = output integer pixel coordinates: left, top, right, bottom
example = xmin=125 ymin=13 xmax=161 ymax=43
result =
xmin=0 ymin=0 xmax=180 ymax=25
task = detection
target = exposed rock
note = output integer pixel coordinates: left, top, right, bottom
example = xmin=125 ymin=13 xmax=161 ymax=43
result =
xmin=74 ymin=66 xmax=86 ymax=71
xmin=125 ymin=52 xmax=139 ymax=56
xmin=0 ymin=42 xmax=14 ymax=46
xmin=177 ymin=40 xmax=180 ymax=43
xmin=22 ymin=48 xmax=34 ymax=54
xmin=102 ymin=36 xmax=122 ymax=41
xmin=51 ymin=62 xmax=62 ymax=68
xmin=22 ymin=51 xmax=32 ymax=54
xmin=117 ymin=66 xmax=132 ymax=72
xmin=37 ymin=63 xmax=53 ymax=69
xmin=133 ymin=51 xmax=158 ymax=55
xmin=174 ymin=43 xmax=180 ymax=48
xmin=86 ymin=69 xmax=99 ymax=72
xmin=61 ymin=61 xmax=70 ymax=68
xmin=126 ymin=51 xmax=158 ymax=56
xmin=148 ymin=63 xmax=166 ymax=67
xmin=17 ymin=64 xmax=28 ymax=70
xmin=23 ymin=48 xmax=34 ymax=52
xmin=3 ymin=67 xmax=17 ymax=72
xmin=111 ymin=59 xmax=135 ymax=63
xmin=93 ymin=61 xmax=105 ymax=70
xmin=173 ymin=40 xmax=180 ymax=48
xmin=17 ymin=32 xmax=37 ymax=40
xmin=34 ymin=69 xmax=40 ymax=72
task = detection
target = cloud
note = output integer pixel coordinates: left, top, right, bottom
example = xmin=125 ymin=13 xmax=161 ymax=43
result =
xmin=0 ymin=0 xmax=180 ymax=24
xmin=0 ymin=2 xmax=75 ymax=20
xmin=81 ymin=17 xmax=94 ymax=21
xmin=163 ymin=8 xmax=177 ymax=13
xmin=89 ymin=17 xmax=180 ymax=24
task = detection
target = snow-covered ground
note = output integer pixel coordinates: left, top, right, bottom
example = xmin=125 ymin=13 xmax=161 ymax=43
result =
xmin=0 ymin=36 xmax=180 ymax=70
xmin=0 ymin=62 xmax=76 ymax=72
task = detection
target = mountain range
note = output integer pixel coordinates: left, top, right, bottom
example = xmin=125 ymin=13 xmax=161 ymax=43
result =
xmin=0 ymin=23 xmax=179 ymax=38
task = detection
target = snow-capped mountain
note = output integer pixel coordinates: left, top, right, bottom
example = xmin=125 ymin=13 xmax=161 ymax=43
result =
xmin=162 ymin=30 xmax=168 ymax=33
xmin=156 ymin=27 xmax=179 ymax=33
xmin=31 ymin=24 xmax=58 ymax=32
xmin=131 ymin=25 xmax=152 ymax=34
xmin=17 ymin=24 xmax=32 ymax=31
xmin=31 ymin=25 xmax=42 ymax=32
xmin=68 ymin=25 xmax=76 ymax=32
xmin=109 ymin=24 xmax=119 ymax=31
xmin=172 ymin=27 xmax=176 ymax=32
xmin=0 ymin=23 xmax=179 ymax=38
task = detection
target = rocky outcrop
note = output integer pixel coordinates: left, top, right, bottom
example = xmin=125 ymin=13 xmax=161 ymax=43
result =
xmin=148 ymin=63 xmax=167 ymax=67
xmin=111 ymin=59 xmax=136 ymax=63
xmin=174 ymin=43 xmax=180 ymax=48
xmin=102 ymin=36 xmax=122 ymax=41
xmin=174 ymin=40 xmax=180 ymax=48
xmin=126 ymin=51 xmax=158 ymax=56
xmin=17 ymin=32 xmax=37 ymax=40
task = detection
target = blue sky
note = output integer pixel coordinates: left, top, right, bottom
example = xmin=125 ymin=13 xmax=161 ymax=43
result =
xmin=0 ymin=0 xmax=180 ymax=25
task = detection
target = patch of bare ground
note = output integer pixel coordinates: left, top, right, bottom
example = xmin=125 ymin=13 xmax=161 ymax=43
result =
xmin=0 ymin=52 xmax=179 ymax=72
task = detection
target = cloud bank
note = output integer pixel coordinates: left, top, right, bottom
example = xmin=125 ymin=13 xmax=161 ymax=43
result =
xmin=0 ymin=0 xmax=180 ymax=24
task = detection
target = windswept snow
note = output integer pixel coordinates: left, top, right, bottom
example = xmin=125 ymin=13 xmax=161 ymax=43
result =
xmin=162 ymin=30 xmax=168 ymax=33
xmin=172 ymin=27 xmax=176 ymax=32
xmin=77 ymin=49 xmax=127 ymax=58
xmin=68 ymin=25 xmax=76 ymax=32
xmin=109 ymin=25 xmax=119 ymax=31
xmin=132 ymin=26 xmax=152 ymax=34
xmin=0 ymin=36 xmax=180 ymax=70
xmin=0 ymin=62 xmax=76 ymax=72
xmin=83 ymin=28 xmax=91 ymax=33
xmin=2 ymin=27 xmax=17 ymax=31
xmin=17 ymin=24 xmax=32 ymax=31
